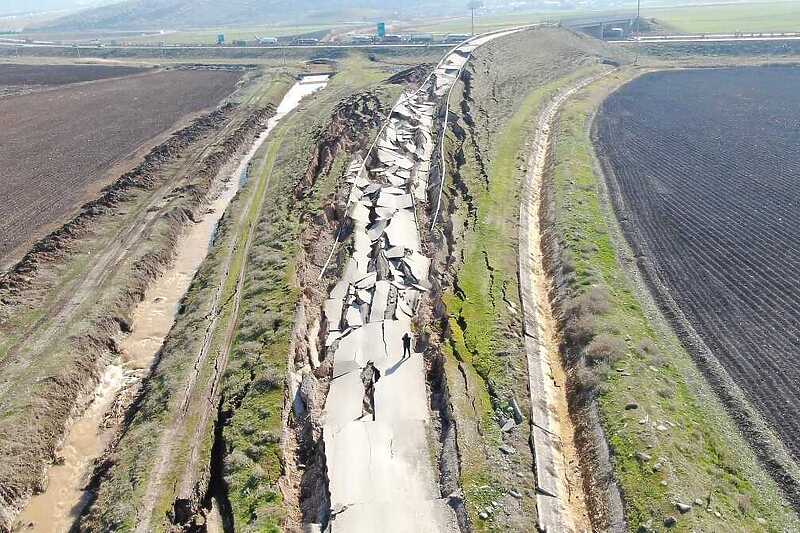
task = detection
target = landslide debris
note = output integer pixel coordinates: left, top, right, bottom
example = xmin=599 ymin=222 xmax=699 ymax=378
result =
xmin=294 ymin=91 xmax=383 ymax=198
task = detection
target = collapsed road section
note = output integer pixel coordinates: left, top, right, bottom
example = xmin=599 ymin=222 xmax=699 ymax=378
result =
xmin=315 ymin=30 xmax=525 ymax=533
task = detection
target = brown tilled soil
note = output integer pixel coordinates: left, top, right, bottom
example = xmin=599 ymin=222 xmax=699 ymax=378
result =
xmin=0 ymin=63 xmax=149 ymax=87
xmin=0 ymin=68 xmax=242 ymax=266
xmin=0 ymin=94 xmax=270 ymax=531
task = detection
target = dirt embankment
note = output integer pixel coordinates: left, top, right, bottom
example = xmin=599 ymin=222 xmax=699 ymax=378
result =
xmin=293 ymin=91 xmax=384 ymax=199
xmin=385 ymin=64 xmax=434 ymax=85
xmin=0 ymin=103 xmax=233 ymax=301
xmin=79 ymin=101 xmax=277 ymax=527
xmin=0 ymin=101 xmax=276 ymax=532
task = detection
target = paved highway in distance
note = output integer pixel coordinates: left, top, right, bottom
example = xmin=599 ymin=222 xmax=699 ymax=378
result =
xmin=610 ymin=32 xmax=800 ymax=43
xmin=0 ymin=41 xmax=454 ymax=51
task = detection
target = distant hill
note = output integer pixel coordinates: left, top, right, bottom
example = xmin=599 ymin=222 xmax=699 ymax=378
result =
xmin=0 ymin=0 xmax=109 ymax=17
xmin=38 ymin=0 xmax=467 ymax=30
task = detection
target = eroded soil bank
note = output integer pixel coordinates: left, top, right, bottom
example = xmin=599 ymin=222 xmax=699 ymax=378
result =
xmin=15 ymin=107 xmax=263 ymax=531
xmin=72 ymin=76 xmax=332 ymax=533
xmin=2 ymin=72 xmax=283 ymax=531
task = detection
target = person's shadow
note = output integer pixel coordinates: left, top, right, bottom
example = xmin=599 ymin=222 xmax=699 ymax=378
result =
xmin=385 ymin=354 xmax=412 ymax=376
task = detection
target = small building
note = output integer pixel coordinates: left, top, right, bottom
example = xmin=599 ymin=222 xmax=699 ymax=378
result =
xmin=217 ymin=33 xmax=225 ymax=45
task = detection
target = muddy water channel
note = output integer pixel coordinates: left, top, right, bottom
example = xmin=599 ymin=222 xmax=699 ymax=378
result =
xmin=17 ymin=75 xmax=329 ymax=532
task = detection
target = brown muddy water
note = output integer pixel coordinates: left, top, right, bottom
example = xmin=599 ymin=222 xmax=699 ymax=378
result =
xmin=16 ymin=75 xmax=329 ymax=532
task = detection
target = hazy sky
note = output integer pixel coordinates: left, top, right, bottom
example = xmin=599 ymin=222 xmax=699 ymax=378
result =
xmin=0 ymin=0 xmax=107 ymax=16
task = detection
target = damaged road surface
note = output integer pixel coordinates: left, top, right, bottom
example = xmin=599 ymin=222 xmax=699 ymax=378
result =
xmin=317 ymin=30 xmax=525 ymax=533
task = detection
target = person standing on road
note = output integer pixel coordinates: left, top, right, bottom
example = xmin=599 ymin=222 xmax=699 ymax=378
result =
xmin=402 ymin=332 xmax=412 ymax=360
xmin=360 ymin=360 xmax=381 ymax=421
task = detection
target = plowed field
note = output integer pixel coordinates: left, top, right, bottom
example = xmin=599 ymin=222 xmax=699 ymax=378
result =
xmin=595 ymin=66 xmax=800 ymax=461
xmin=0 ymin=67 xmax=241 ymax=264
xmin=0 ymin=63 xmax=148 ymax=87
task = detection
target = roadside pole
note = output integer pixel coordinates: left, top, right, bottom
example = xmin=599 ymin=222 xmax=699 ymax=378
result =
xmin=634 ymin=0 xmax=641 ymax=65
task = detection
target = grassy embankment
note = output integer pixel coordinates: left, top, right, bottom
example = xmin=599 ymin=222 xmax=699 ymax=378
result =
xmin=444 ymin=66 xmax=602 ymax=529
xmin=78 ymin=72 xmax=295 ymax=531
xmin=550 ymin=68 xmax=800 ymax=531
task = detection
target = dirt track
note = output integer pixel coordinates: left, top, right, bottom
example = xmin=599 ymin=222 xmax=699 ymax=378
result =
xmin=0 ymin=67 xmax=241 ymax=265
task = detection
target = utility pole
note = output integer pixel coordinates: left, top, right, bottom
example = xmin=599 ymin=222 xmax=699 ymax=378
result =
xmin=636 ymin=0 xmax=641 ymax=35
xmin=634 ymin=0 xmax=642 ymax=65
xmin=467 ymin=1 xmax=483 ymax=36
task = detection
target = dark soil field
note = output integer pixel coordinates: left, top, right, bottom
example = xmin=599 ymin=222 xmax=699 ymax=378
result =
xmin=0 ymin=63 xmax=148 ymax=87
xmin=595 ymin=66 xmax=800 ymax=463
xmin=0 ymin=67 xmax=241 ymax=264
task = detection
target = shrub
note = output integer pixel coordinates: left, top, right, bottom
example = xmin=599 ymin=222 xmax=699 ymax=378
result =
xmin=573 ymin=361 xmax=611 ymax=394
xmin=580 ymin=286 xmax=611 ymax=315
xmin=252 ymin=366 xmax=281 ymax=392
xmin=565 ymin=314 xmax=596 ymax=348
xmin=637 ymin=338 xmax=658 ymax=355
xmin=737 ymin=494 xmax=752 ymax=515
xmin=564 ymin=286 xmax=611 ymax=322
xmin=561 ymin=250 xmax=576 ymax=274
xmin=657 ymin=387 xmax=675 ymax=400
xmin=584 ymin=333 xmax=627 ymax=365
xmin=573 ymin=363 xmax=601 ymax=393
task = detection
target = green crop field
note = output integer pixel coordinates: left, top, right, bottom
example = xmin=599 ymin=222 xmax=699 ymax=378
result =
xmin=649 ymin=1 xmax=800 ymax=33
